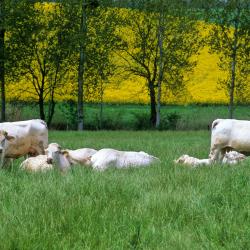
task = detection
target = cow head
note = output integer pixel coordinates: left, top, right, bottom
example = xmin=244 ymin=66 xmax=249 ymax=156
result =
xmin=45 ymin=143 xmax=62 ymax=164
xmin=174 ymin=154 xmax=189 ymax=164
xmin=0 ymin=130 xmax=15 ymax=154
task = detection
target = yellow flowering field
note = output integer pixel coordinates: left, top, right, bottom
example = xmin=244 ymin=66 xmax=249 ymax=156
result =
xmin=6 ymin=4 xmax=230 ymax=104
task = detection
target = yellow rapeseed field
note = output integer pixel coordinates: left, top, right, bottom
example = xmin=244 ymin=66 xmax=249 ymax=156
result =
xmin=6 ymin=3 xmax=229 ymax=104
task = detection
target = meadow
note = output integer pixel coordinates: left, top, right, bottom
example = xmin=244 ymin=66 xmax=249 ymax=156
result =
xmin=7 ymin=102 xmax=250 ymax=130
xmin=0 ymin=130 xmax=250 ymax=249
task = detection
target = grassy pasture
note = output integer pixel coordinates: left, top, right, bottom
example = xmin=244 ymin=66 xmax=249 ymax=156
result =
xmin=7 ymin=102 xmax=250 ymax=130
xmin=1 ymin=131 xmax=250 ymax=249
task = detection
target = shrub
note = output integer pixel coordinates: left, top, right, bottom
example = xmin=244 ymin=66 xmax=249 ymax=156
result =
xmin=159 ymin=112 xmax=181 ymax=130
xmin=59 ymin=101 xmax=78 ymax=130
xmin=132 ymin=112 xmax=152 ymax=130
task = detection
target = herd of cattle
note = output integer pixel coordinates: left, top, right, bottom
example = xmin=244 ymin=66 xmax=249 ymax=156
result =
xmin=0 ymin=119 xmax=159 ymax=172
xmin=0 ymin=118 xmax=249 ymax=172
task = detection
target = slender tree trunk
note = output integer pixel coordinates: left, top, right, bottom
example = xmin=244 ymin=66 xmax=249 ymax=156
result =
xmin=0 ymin=1 xmax=5 ymax=122
xmin=99 ymin=81 xmax=103 ymax=129
xmin=77 ymin=1 xmax=87 ymax=131
xmin=229 ymin=55 xmax=236 ymax=119
xmin=149 ymin=82 xmax=157 ymax=127
xmin=156 ymin=12 xmax=164 ymax=129
xmin=38 ymin=95 xmax=45 ymax=121
xmin=47 ymin=101 xmax=55 ymax=128
xmin=229 ymin=19 xmax=239 ymax=119
xmin=47 ymin=89 xmax=56 ymax=128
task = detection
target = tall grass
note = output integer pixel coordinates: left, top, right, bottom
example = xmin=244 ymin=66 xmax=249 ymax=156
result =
xmin=0 ymin=131 xmax=250 ymax=249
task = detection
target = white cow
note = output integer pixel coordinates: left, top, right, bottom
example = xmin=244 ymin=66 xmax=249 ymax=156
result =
xmin=46 ymin=143 xmax=97 ymax=172
xmin=0 ymin=119 xmax=48 ymax=167
xmin=20 ymin=155 xmax=53 ymax=172
xmin=222 ymin=151 xmax=246 ymax=165
xmin=209 ymin=119 xmax=250 ymax=162
xmin=174 ymin=154 xmax=211 ymax=167
xmin=86 ymin=148 xmax=160 ymax=171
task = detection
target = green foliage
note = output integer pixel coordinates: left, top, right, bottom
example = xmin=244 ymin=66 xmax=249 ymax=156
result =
xmin=9 ymin=102 xmax=250 ymax=130
xmin=160 ymin=112 xmax=181 ymax=130
xmin=59 ymin=101 xmax=78 ymax=130
xmin=206 ymin=0 xmax=250 ymax=113
xmin=1 ymin=131 xmax=250 ymax=249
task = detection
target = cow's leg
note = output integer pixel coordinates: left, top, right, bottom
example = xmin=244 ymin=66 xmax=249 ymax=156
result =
xmin=219 ymin=148 xmax=228 ymax=162
xmin=209 ymin=145 xmax=223 ymax=163
xmin=1 ymin=158 xmax=12 ymax=169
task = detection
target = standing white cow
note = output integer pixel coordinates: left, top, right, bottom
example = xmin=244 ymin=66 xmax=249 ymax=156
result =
xmin=209 ymin=119 xmax=250 ymax=162
xmin=0 ymin=119 xmax=48 ymax=167
xmin=86 ymin=148 xmax=160 ymax=171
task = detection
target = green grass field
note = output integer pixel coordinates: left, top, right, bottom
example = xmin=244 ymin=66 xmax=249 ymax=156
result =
xmin=6 ymin=102 xmax=250 ymax=130
xmin=1 ymin=131 xmax=250 ymax=249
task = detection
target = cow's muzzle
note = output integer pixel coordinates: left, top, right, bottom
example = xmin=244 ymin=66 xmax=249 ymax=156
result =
xmin=47 ymin=158 xmax=53 ymax=164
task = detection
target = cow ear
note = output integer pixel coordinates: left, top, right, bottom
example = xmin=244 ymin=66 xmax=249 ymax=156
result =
xmin=6 ymin=134 xmax=15 ymax=141
xmin=62 ymin=150 xmax=69 ymax=157
xmin=84 ymin=156 xmax=92 ymax=165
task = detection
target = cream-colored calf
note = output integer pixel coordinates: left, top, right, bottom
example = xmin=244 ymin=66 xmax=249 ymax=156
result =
xmin=174 ymin=154 xmax=211 ymax=167
xmin=20 ymin=155 xmax=53 ymax=172
xmin=222 ymin=151 xmax=246 ymax=165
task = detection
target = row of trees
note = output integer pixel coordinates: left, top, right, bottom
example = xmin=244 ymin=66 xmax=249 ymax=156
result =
xmin=0 ymin=0 xmax=249 ymax=129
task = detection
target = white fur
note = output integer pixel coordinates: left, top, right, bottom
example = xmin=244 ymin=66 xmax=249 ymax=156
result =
xmin=174 ymin=154 xmax=211 ymax=167
xmin=87 ymin=148 xmax=160 ymax=171
xmin=46 ymin=143 xmax=97 ymax=171
xmin=0 ymin=119 xmax=48 ymax=167
xmin=222 ymin=151 xmax=246 ymax=165
xmin=20 ymin=155 xmax=53 ymax=172
xmin=210 ymin=119 xmax=250 ymax=162
xmin=64 ymin=148 xmax=97 ymax=165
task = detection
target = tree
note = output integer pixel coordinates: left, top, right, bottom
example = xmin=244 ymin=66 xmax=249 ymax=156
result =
xmin=85 ymin=7 xmax=121 ymax=129
xmin=0 ymin=0 xmax=5 ymax=121
xmin=206 ymin=0 xmax=250 ymax=118
xmin=60 ymin=0 xmax=100 ymax=131
xmin=7 ymin=2 xmax=73 ymax=127
xmin=117 ymin=5 xmax=201 ymax=127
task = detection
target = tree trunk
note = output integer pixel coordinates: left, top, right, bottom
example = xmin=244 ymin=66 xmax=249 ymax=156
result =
xmin=99 ymin=81 xmax=104 ymax=129
xmin=156 ymin=11 xmax=164 ymax=129
xmin=47 ymin=96 xmax=56 ymax=128
xmin=38 ymin=95 xmax=45 ymax=121
xmin=149 ymin=82 xmax=156 ymax=127
xmin=229 ymin=17 xmax=239 ymax=119
xmin=77 ymin=1 xmax=87 ymax=131
xmin=0 ymin=1 xmax=5 ymax=122
xmin=229 ymin=56 xmax=236 ymax=119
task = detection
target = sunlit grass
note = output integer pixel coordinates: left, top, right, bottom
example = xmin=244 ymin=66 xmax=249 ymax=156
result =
xmin=0 ymin=131 xmax=250 ymax=249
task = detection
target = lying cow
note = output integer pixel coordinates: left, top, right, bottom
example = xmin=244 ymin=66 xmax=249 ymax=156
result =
xmin=222 ymin=151 xmax=246 ymax=165
xmin=46 ymin=143 xmax=97 ymax=171
xmin=174 ymin=154 xmax=211 ymax=168
xmin=20 ymin=155 xmax=53 ymax=172
xmin=20 ymin=148 xmax=76 ymax=173
xmin=0 ymin=119 xmax=48 ymax=167
xmin=86 ymin=148 xmax=160 ymax=171
xmin=209 ymin=119 xmax=250 ymax=162
xmin=176 ymin=151 xmax=246 ymax=168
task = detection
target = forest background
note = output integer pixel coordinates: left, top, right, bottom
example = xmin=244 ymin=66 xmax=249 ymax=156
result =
xmin=0 ymin=0 xmax=249 ymax=129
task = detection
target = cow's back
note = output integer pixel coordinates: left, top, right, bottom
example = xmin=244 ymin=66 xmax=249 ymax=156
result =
xmin=211 ymin=119 xmax=250 ymax=151
xmin=0 ymin=119 xmax=48 ymax=158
